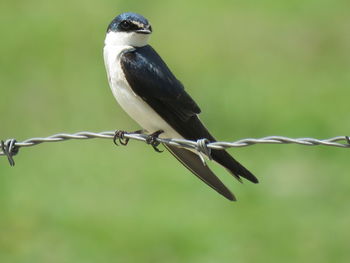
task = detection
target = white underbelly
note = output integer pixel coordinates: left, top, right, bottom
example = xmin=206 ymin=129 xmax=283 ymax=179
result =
xmin=104 ymin=44 xmax=183 ymax=139
xmin=112 ymin=80 xmax=183 ymax=139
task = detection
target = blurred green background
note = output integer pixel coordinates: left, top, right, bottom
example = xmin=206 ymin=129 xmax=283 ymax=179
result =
xmin=1 ymin=0 xmax=350 ymax=262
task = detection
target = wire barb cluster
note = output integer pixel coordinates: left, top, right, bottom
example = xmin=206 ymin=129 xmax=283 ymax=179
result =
xmin=1 ymin=131 xmax=349 ymax=166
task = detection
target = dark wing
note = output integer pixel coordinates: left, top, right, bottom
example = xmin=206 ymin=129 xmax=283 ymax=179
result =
xmin=121 ymin=45 xmax=258 ymax=185
xmin=121 ymin=45 xmax=200 ymax=122
xmin=121 ymin=45 xmax=217 ymax=140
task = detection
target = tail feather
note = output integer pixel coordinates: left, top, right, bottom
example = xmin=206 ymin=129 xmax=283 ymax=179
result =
xmin=179 ymin=116 xmax=258 ymax=184
xmin=211 ymin=149 xmax=258 ymax=183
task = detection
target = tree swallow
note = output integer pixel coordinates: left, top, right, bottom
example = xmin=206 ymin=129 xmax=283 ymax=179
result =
xmin=103 ymin=12 xmax=258 ymax=201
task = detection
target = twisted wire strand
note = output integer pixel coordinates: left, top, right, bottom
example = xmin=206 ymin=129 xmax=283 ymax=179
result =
xmin=1 ymin=131 xmax=349 ymax=165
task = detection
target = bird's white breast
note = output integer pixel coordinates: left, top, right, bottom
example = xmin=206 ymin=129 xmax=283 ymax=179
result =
xmin=103 ymin=44 xmax=183 ymax=139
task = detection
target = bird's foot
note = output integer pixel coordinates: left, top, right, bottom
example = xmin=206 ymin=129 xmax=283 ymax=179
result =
xmin=146 ymin=130 xmax=164 ymax=153
xmin=113 ymin=129 xmax=146 ymax=146
xmin=113 ymin=130 xmax=129 ymax=146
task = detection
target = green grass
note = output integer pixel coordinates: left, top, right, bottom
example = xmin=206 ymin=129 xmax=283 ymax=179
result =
xmin=1 ymin=0 xmax=350 ymax=262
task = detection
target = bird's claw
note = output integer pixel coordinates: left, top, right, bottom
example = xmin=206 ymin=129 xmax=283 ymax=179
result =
xmin=113 ymin=130 xmax=129 ymax=146
xmin=113 ymin=129 xmax=164 ymax=152
xmin=146 ymin=130 xmax=164 ymax=153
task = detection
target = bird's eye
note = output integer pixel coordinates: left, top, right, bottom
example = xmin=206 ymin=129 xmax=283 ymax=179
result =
xmin=120 ymin=20 xmax=131 ymax=30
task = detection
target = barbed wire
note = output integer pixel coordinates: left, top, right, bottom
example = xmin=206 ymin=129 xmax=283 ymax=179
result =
xmin=1 ymin=130 xmax=349 ymax=166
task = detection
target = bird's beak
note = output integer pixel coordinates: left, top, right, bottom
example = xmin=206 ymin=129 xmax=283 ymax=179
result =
xmin=136 ymin=25 xmax=152 ymax=34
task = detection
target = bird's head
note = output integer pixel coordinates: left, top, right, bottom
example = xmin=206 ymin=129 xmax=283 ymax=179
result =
xmin=105 ymin=12 xmax=152 ymax=47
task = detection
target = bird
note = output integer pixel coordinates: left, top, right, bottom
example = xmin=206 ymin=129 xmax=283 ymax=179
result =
xmin=103 ymin=12 xmax=258 ymax=201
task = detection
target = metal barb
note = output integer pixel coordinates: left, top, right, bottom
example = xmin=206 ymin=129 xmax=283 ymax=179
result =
xmin=346 ymin=136 xmax=350 ymax=145
xmin=1 ymin=131 xmax=349 ymax=167
xmin=1 ymin=139 xmax=18 ymax=166
xmin=196 ymin=138 xmax=212 ymax=160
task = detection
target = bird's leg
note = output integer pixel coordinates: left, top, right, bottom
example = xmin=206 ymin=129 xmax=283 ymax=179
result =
xmin=146 ymin=130 xmax=164 ymax=153
xmin=113 ymin=129 xmax=145 ymax=146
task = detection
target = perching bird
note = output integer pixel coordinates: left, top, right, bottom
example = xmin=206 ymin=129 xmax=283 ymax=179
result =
xmin=103 ymin=12 xmax=258 ymax=201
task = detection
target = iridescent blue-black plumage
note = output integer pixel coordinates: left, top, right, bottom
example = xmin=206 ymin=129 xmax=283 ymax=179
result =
xmin=121 ymin=45 xmax=200 ymax=122
xmin=107 ymin=12 xmax=152 ymax=33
